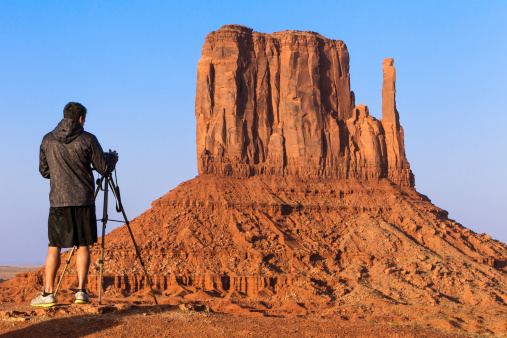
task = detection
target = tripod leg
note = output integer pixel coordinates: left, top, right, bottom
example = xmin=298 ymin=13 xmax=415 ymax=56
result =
xmin=54 ymin=246 xmax=76 ymax=297
xmin=108 ymin=178 xmax=158 ymax=305
xmin=98 ymin=175 xmax=109 ymax=305
xmin=98 ymin=233 xmax=106 ymax=304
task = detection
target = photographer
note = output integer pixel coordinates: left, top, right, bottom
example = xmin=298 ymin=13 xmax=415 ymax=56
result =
xmin=32 ymin=102 xmax=118 ymax=307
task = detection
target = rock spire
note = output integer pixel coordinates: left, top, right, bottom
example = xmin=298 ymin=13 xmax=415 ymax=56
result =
xmin=381 ymin=58 xmax=411 ymax=185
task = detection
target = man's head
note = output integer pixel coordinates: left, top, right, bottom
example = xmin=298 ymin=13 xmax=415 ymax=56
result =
xmin=64 ymin=102 xmax=87 ymax=125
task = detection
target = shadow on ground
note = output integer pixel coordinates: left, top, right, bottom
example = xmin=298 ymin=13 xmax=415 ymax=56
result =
xmin=1 ymin=314 xmax=120 ymax=337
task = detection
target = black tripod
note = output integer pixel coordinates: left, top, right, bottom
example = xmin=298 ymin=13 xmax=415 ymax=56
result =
xmin=54 ymin=171 xmax=158 ymax=305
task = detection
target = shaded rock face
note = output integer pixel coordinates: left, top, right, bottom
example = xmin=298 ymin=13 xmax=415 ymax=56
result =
xmin=196 ymin=25 xmax=413 ymax=186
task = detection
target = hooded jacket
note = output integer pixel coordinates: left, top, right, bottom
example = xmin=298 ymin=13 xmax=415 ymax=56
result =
xmin=39 ymin=118 xmax=117 ymax=207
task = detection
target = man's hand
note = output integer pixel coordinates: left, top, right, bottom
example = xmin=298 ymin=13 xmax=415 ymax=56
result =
xmin=109 ymin=149 xmax=119 ymax=163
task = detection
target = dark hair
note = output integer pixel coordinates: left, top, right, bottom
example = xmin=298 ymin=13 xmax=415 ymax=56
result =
xmin=63 ymin=102 xmax=87 ymax=122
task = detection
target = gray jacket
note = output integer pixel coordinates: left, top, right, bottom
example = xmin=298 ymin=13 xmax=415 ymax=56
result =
xmin=39 ymin=118 xmax=117 ymax=207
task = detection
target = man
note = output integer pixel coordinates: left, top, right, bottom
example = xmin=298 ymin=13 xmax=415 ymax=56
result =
xmin=31 ymin=102 xmax=118 ymax=307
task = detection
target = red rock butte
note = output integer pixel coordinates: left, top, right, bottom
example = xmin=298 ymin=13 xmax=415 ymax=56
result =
xmin=196 ymin=25 xmax=413 ymax=187
xmin=1 ymin=25 xmax=506 ymax=334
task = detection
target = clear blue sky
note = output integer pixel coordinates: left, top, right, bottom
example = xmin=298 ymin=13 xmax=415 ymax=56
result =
xmin=1 ymin=1 xmax=505 ymax=264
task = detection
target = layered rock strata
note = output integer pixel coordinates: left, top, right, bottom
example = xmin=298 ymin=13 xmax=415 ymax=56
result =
xmin=196 ymin=25 xmax=413 ymax=186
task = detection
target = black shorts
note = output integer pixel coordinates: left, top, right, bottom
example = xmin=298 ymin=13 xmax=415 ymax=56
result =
xmin=48 ymin=205 xmax=97 ymax=248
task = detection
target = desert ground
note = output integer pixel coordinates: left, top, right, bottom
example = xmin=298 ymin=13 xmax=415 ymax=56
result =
xmin=0 ymin=269 xmax=472 ymax=337
xmin=0 ymin=299 xmax=468 ymax=337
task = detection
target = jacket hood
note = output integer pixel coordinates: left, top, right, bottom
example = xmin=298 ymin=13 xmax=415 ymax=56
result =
xmin=52 ymin=118 xmax=84 ymax=144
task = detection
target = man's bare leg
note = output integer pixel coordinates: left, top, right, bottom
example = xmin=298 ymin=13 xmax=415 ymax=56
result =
xmin=76 ymin=246 xmax=90 ymax=290
xmin=44 ymin=246 xmax=61 ymax=293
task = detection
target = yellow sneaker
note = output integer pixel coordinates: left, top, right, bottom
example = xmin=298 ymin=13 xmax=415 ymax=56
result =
xmin=31 ymin=292 xmax=57 ymax=307
xmin=75 ymin=290 xmax=89 ymax=304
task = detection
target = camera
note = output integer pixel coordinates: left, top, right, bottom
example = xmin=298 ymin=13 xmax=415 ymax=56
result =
xmin=104 ymin=151 xmax=118 ymax=163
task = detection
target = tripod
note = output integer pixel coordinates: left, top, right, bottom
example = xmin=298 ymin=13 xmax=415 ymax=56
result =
xmin=54 ymin=171 xmax=158 ymax=305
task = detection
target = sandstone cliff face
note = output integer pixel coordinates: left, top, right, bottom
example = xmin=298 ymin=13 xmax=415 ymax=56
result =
xmin=196 ymin=25 xmax=413 ymax=186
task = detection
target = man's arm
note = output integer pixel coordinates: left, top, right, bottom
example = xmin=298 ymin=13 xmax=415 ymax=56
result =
xmin=39 ymin=144 xmax=50 ymax=179
xmin=90 ymin=135 xmax=118 ymax=176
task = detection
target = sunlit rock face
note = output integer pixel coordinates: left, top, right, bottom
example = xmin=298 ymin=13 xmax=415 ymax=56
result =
xmin=196 ymin=25 xmax=413 ymax=187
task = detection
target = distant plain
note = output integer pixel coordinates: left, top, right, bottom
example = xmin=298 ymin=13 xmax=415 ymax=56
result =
xmin=0 ymin=266 xmax=42 ymax=283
